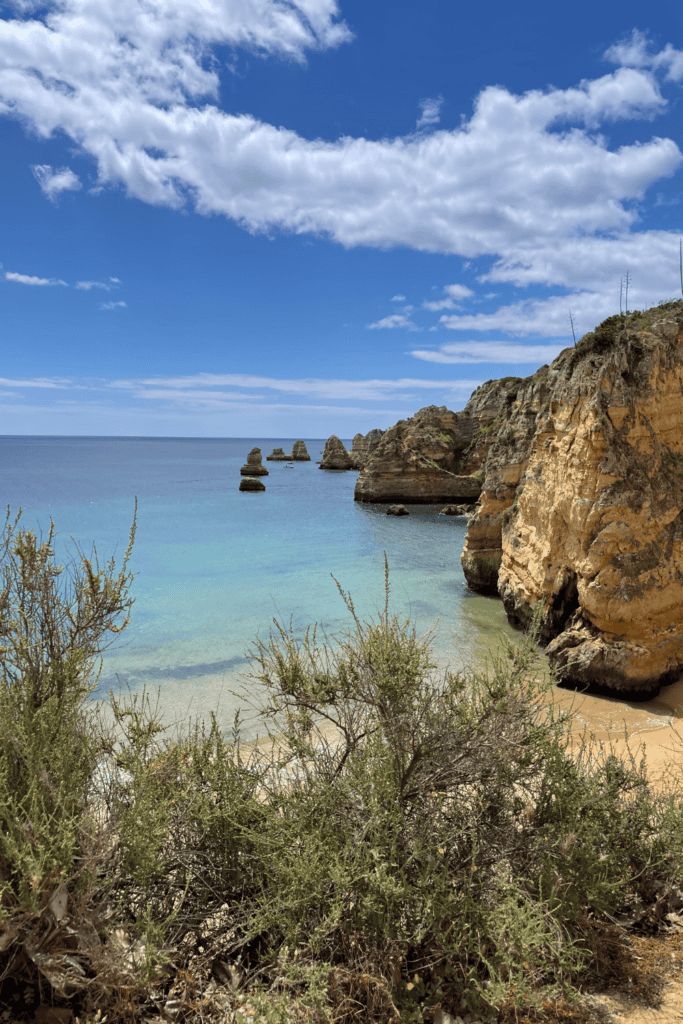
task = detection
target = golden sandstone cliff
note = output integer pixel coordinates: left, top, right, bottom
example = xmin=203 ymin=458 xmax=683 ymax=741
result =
xmin=356 ymin=300 xmax=683 ymax=696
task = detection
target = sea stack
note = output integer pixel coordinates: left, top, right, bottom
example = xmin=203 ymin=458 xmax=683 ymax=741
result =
xmin=240 ymin=447 xmax=269 ymax=476
xmin=291 ymin=440 xmax=311 ymax=461
xmin=266 ymin=447 xmax=292 ymax=461
xmin=239 ymin=477 xmax=265 ymax=492
xmin=319 ymin=435 xmax=354 ymax=470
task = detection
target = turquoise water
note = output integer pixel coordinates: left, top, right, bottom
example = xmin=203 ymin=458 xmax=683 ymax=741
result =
xmin=1 ymin=436 xmax=521 ymax=739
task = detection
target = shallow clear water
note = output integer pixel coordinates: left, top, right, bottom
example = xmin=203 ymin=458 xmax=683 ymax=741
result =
xmin=1 ymin=436 xmax=522 ymax=739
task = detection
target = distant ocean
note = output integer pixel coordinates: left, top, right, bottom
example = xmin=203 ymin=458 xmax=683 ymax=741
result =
xmin=0 ymin=435 xmax=534 ymax=739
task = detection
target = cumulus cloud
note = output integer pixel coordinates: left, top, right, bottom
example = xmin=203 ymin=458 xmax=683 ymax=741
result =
xmin=31 ymin=164 xmax=82 ymax=200
xmin=604 ymin=28 xmax=683 ymax=83
xmin=5 ymin=271 xmax=67 ymax=286
xmin=410 ymin=340 xmax=567 ymax=365
xmin=101 ymin=300 xmax=126 ymax=310
xmin=416 ymin=95 xmax=443 ymax=129
xmin=367 ymin=313 xmax=421 ymax=331
xmin=1 ymin=10 xmax=683 ymax=326
xmin=390 ymin=294 xmax=406 ymax=302
xmin=0 ymin=8 xmax=677 ymax=256
xmin=76 ymin=280 xmax=111 ymax=290
xmin=423 ymin=282 xmax=475 ymax=311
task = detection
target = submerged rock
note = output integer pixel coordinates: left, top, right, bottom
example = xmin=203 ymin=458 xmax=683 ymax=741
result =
xmin=240 ymin=447 xmax=269 ymax=476
xmin=239 ymin=477 xmax=265 ymax=492
xmin=440 ymin=504 xmax=473 ymax=516
xmin=386 ymin=504 xmax=409 ymax=516
xmin=319 ymin=435 xmax=354 ymax=470
xmin=349 ymin=428 xmax=385 ymax=469
xmin=266 ymin=447 xmax=292 ymax=461
xmin=461 ymin=300 xmax=683 ymax=696
xmin=291 ymin=440 xmax=311 ymax=461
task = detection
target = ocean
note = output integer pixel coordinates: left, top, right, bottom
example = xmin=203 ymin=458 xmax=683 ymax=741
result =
xmin=1 ymin=435 xmax=527 ymax=742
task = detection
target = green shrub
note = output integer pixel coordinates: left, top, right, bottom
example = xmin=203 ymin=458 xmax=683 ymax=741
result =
xmin=0 ymin=506 xmax=136 ymax=913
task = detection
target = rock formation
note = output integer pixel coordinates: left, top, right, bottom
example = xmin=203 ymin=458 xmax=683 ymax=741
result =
xmin=354 ymin=405 xmax=493 ymax=503
xmin=266 ymin=447 xmax=292 ymax=461
xmin=386 ymin=504 xmax=409 ymax=516
xmin=460 ymin=300 xmax=683 ymax=697
xmin=240 ymin=447 xmax=269 ymax=476
xmin=239 ymin=477 xmax=265 ymax=492
xmin=440 ymin=504 xmax=475 ymax=516
xmin=292 ymin=440 xmax=311 ymax=461
xmin=349 ymin=429 xmax=385 ymax=469
xmin=320 ymin=435 xmax=355 ymax=470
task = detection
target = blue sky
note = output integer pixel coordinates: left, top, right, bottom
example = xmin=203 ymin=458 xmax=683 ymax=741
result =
xmin=0 ymin=0 xmax=682 ymax=437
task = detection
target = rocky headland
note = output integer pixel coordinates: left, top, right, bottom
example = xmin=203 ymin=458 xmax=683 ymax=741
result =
xmin=353 ymin=399 xmax=504 ymax=503
xmin=358 ymin=300 xmax=683 ymax=697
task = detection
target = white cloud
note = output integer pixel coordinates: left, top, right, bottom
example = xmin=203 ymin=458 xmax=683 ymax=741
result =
xmin=109 ymin=372 xmax=480 ymax=401
xmin=423 ymin=282 xmax=475 ymax=311
xmin=31 ymin=164 xmax=82 ymax=200
xmin=604 ymin=28 xmax=683 ymax=83
xmin=109 ymin=277 xmax=121 ymax=283
xmin=1 ymin=14 xmax=683 ymax=329
xmin=416 ymin=95 xmax=443 ymax=129
xmin=410 ymin=340 xmax=567 ymax=364
xmin=367 ymin=313 xmax=421 ymax=331
xmin=5 ymin=271 xmax=67 ymax=286
xmin=101 ymin=300 xmax=126 ymax=309
xmin=0 ymin=376 xmax=69 ymax=388
xmin=76 ymin=280 xmax=111 ymax=290
xmin=390 ymin=294 xmax=406 ymax=301
xmin=0 ymin=11 xmax=677 ymax=259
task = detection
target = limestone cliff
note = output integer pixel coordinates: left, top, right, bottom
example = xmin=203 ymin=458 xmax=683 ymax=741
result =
xmin=349 ymin=429 xmax=385 ymax=469
xmin=353 ymin=396 xmax=514 ymax=504
xmin=462 ymin=300 xmax=683 ymax=696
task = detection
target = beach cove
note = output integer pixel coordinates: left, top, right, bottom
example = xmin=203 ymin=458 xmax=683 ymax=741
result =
xmin=2 ymin=434 xmax=683 ymax=786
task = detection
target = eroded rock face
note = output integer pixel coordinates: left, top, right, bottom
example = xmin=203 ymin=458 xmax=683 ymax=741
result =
xmin=292 ymin=440 xmax=311 ymax=461
xmin=460 ymin=368 xmax=551 ymax=590
xmin=463 ymin=301 xmax=683 ymax=696
xmin=320 ymin=435 xmax=354 ymax=470
xmin=386 ymin=504 xmax=409 ymax=516
xmin=266 ymin=447 xmax=292 ymax=461
xmin=354 ymin=405 xmax=488 ymax=504
xmin=349 ymin=429 xmax=385 ymax=469
xmin=240 ymin=447 xmax=269 ymax=476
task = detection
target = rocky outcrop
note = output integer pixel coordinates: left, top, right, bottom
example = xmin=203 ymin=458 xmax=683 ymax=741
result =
xmin=320 ymin=435 xmax=355 ymax=470
xmin=239 ymin=477 xmax=265 ymax=492
xmin=266 ymin=447 xmax=292 ymax=461
xmin=441 ymin=504 xmax=475 ymax=516
xmin=461 ymin=300 xmax=683 ymax=696
xmin=349 ymin=429 xmax=385 ymax=469
xmin=354 ymin=404 xmax=495 ymax=503
xmin=292 ymin=440 xmax=311 ymax=461
xmin=387 ymin=504 xmax=409 ymax=516
xmin=240 ymin=447 xmax=269 ymax=476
